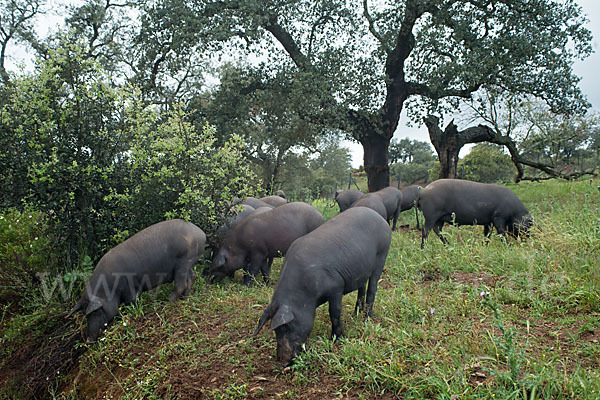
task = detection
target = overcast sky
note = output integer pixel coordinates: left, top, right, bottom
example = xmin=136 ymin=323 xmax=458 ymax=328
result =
xmin=7 ymin=0 xmax=600 ymax=167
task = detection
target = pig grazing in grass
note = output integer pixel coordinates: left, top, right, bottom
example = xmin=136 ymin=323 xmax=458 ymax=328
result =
xmin=400 ymin=185 xmax=424 ymax=229
xmin=351 ymin=193 xmax=387 ymax=220
xmin=334 ymin=189 xmax=364 ymax=212
xmin=70 ymin=219 xmax=206 ymax=343
xmin=254 ymin=207 xmax=391 ymax=367
xmin=205 ymin=204 xmax=263 ymax=262
xmin=418 ymin=179 xmax=532 ymax=248
xmin=209 ymin=202 xmax=324 ymax=286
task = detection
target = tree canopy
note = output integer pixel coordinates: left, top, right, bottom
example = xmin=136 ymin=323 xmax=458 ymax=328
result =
xmin=2 ymin=0 xmax=594 ymax=190
xmin=150 ymin=0 xmax=592 ymax=190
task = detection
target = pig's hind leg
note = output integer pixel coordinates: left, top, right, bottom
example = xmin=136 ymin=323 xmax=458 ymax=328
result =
xmin=328 ymin=292 xmax=344 ymax=340
xmin=354 ymin=283 xmax=366 ymax=316
xmin=170 ymin=262 xmax=194 ymax=301
xmin=365 ymin=253 xmax=387 ymax=318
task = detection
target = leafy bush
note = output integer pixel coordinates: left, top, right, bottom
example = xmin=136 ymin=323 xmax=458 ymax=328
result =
xmin=0 ymin=208 xmax=58 ymax=307
xmin=0 ymin=36 xmax=257 ymax=265
xmin=0 ymin=38 xmax=135 ymax=265
xmin=109 ymin=104 xmax=258 ymax=240
xmin=458 ymin=143 xmax=517 ymax=183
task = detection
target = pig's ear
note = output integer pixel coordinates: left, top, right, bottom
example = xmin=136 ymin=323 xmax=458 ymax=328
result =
xmin=254 ymin=305 xmax=274 ymax=335
xmin=270 ymin=304 xmax=294 ymax=330
xmin=85 ymin=296 xmax=103 ymax=315
xmin=67 ymin=298 xmax=83 ymax=317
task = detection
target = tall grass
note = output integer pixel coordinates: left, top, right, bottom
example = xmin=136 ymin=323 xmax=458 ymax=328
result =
xmin=1 ymin=178 xmax=599 ymax=399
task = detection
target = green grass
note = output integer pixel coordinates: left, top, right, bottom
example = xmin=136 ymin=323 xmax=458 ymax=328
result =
xmin=1 ymin=178 xmax=599 ymax=399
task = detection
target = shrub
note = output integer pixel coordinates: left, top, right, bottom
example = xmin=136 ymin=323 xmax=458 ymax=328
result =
xmin=458 ymin=143 xmax=517 ymax=183
xmin=106 ymin=105 xmax=258 ymax=246
xmin=0 ymin=36 xmax=257 ymax=266
xmin=0 ymin=208 xmax=58 ymax=308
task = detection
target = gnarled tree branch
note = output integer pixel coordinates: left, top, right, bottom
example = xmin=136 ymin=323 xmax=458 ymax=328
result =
xmin=363 ymin=0 xmax=390 ymax=54
xmin=425 ymin=115 xmax=596 ymax=182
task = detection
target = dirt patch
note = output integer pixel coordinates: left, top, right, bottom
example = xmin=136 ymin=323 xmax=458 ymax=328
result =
xmin=579 ymin=328 xmax=600 ymax=343
xmin=0 ymin=313 xmax=84 ymax=399
xmin=451 ymin=272 xmax=504 ymax=288
xmin=395 ymin=224 xmax=411 ymax=233
xmin=394 ymin=224 xmax=421 ymax=234
xmin=465 ymin=363 xmax=493 ymax=387
xmin=58 ymin=294 xmax=397 ymax=399
xmin=155 ymin=309 xmax=395 ymax=399
xmin=379 ymin=278 xmax=394 ymax=289
xmin=421 ymin=266 xmax=442 ymax=282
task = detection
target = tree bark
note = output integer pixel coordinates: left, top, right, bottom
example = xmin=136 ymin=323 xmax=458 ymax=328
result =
xmin=424 ymin=116 xmax=495 ymax=179
xmin=360 ymin=133 xmax=391 ymax=192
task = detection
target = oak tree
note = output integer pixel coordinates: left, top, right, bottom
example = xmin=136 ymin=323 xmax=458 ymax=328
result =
xmin=170 ymin=0 xmax=592 ymax=190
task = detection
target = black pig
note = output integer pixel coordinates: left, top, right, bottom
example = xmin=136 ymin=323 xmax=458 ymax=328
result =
xmin=334 ymin=189 xmax=364 ymax=212
xmin=351 ymin=193 xmax=387 ymax=220
xmin=241 ymin=197 xmax=275 ymax=209
xmin=373 ymin=187 xmax=403 ymax=230
xmin=399 ymin=185 xmax=424 ymax=229
xmin=70 ymin=219 xmax=206 ymax=343
xmin=209 ymin=202 xmax=324 ymax=285
xmin=259 ymin=195 xmax=287 ymax=207
xmin=254 ymin=207 xmax=391 ymax=367
xmin=418 ymin=179 xmax=532 ymax=248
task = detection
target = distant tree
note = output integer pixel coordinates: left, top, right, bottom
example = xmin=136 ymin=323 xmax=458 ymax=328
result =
xmin=516 ymin=101 xmax=599 ymax=177
xmin=389 ymin=138 xmax=433 ymax=164
xmin=308 ymin=138 xmax=352 ymax=197
xmin=127 ymin=0 xmax=221 ymax=107
xmin=458 ymin=143 xmax=515 ymax=183
xmin=276 ymin=152 xmax=313 ymax=200
xmin=440 ymin=88 xmax=600 ymax=181
xmin=0 ymin=0 xmax=45 ymax=83
xmin=62 ymin=0 xmax=135 ymax=77
xmin=195 ymin=64 xmax=324 ymax=194
xmin=389 ymin=138 xmax=435 ymax=185
xmin=56 ymin=0 xmax=211 ymax=108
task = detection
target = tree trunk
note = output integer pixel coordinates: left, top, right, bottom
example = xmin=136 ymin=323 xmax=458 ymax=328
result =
xmin=438 ymin=140 xmax=460 ymax=179
xmin=424 ymin=116 xmax=496 ymax=179
xmin=361 ymin=133 xmax=391 ymax=192
xmin=424 ymin=116 xmax=463 ymax=179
